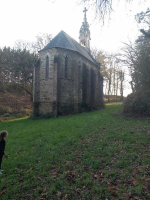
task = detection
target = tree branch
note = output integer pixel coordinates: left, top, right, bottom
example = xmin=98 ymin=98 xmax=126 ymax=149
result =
xmin=140 ymin=29 xmax=150 ymax=39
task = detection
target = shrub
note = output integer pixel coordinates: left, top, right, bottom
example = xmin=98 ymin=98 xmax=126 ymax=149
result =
xmin=0 ymin=106 xmax=13 ymax=115
xmin=121 ymin=89 xmax=150 ymax=117
xmin=0 ymin=107 xmax=32 ymax=121
xmin=6 ymin=83 xmax=26 ymax=94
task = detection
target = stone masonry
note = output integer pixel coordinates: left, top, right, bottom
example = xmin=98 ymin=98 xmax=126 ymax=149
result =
xmin=33 ymin=47 xmax=103 ymax=116
xmin=33 ymin=8 xmax=103 ymax=117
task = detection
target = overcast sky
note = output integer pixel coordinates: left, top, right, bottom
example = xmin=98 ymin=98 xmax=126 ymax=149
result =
xmin=0 ymin=0 xmax=149 ymax=52
xmin=0 ymin=0 xmax=149 ymax=95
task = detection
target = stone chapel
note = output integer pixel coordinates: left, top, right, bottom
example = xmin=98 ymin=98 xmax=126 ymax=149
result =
xmin=33 ymin=8 xmax=103 ymax=117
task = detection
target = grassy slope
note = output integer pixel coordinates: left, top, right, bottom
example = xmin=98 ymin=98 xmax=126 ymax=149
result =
xmin=0 ymin=104 xmax=150 ymax=199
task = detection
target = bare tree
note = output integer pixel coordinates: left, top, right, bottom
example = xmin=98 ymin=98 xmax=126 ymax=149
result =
xmin=32 ymin=33 xmax=53 ymax=53
xmin=15 ymin=40 xmax=33 ymax=52
xmin=122 ymin=35 xmax=150 ymax=92
xmin=91 ymin=48 xmax=126 ymax=101
xmin=15 ymin=33 xmax=53 ymax=54
xmin=49 ymin=0 xmax=141 ymax=22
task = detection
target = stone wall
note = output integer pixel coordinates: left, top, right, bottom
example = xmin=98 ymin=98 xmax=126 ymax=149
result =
xmin=33 ymin=48 xmax=56 ymax=116
xmin=33 ymin=48 xmax=103 ymax=117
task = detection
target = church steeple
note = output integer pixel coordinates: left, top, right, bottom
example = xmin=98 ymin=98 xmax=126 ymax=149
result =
xmin=79 ymin=7 xmax=91 ymax=51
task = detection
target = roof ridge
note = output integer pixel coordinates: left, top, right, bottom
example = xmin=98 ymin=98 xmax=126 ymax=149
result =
xmin=40 ymin=30 xmax=100 ymax=67
xmin=61 ymin=30 xmax=93 ymax=59
xmin=60 ymin=31 xmax=75 ymax=50
xmin=61 ymin=30 xmax=78 ymax=43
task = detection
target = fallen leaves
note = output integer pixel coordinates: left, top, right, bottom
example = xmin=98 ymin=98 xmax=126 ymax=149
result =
xmin=0 ymin=189 xmax=6 ymax=197
xmin=143 ymin=182 xmax=150 ymax=192
xmin=132 ymin=177 xmax=138 ymax=186
xmin=1 ymin=107 xmax=150 ymax=200
xmin=131 ymin=169 xmax=140 ymax=176
xmin=108 ymin=186 xmax=116 ymax=190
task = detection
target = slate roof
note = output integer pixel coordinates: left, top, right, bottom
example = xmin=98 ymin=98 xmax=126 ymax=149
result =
xmin=40 ymin=30 xmax=100 ymax=67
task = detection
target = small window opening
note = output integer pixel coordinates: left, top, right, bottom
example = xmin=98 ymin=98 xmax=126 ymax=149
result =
xmin=46 ymin=56 xmax=49 ymax=78
xmin=65 ymin=56 xmax=68 ymax=78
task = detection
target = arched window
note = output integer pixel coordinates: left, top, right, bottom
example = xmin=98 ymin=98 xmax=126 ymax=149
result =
xmin=46 ymin=56 xmax=49 ymax=78
xmin=78 ymin=60 xmax=81 ymax=67
xmin=65 ymin=56 xmax=68 ymax=78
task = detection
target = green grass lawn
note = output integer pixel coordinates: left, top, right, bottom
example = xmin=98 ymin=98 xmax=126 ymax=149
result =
xmin=0 ymin=104 xmax=150 ymax=200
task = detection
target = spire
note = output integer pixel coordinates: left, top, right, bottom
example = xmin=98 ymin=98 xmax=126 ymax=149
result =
xmin=79 ymin=7 xmax=91 ymax=51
